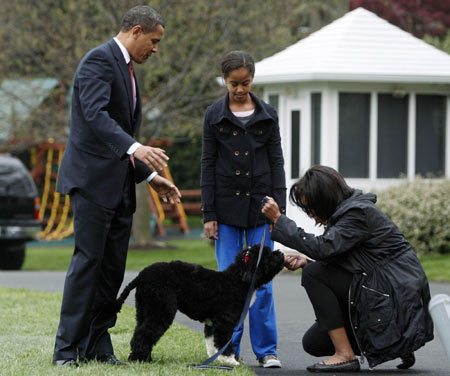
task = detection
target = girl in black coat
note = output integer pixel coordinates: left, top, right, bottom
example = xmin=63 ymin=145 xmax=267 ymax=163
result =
xmin=201 ymin=51 xmax=286 ymax=367
xmin=262 ymin=165 xmax=433 ymax=372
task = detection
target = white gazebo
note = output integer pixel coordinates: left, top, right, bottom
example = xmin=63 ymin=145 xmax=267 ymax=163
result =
xmin=254 ymin=7 xmax=450 ymax=235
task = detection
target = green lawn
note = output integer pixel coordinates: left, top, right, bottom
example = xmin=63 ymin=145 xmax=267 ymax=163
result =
xmin=418 ymin=253 xmax=450 ymax=282
xmin=24 ymin=238 xmax=450 ymax=282
xmin=24 ymin=239 xmax=218 ymax=271
xmin=0 ymin=287 xmax=254 ymax=376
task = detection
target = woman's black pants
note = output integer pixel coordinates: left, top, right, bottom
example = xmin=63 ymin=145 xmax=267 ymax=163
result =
xmin=301 ymin=261 xmax=360 ymax=356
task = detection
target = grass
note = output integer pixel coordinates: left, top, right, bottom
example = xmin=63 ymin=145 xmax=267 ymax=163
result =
xmin=23 ymin=238 xmax=450 ymax=282
xmin=0 ymin=287 xmax=254 ymax=376
xmin=23 ymin=239 xmax=218 ymax=271
xmin=418 ymin=253 xmax=450 ymax=282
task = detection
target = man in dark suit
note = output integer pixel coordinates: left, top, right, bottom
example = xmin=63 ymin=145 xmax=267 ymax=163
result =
xmin=53 ymin=6 xmax=181 ymax=367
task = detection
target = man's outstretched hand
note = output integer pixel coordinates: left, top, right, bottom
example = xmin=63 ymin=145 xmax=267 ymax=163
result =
xmin=134 ymin=145 xmax=169 ymax=171
xmin=149 ymin=175 xmax=181 ymax=204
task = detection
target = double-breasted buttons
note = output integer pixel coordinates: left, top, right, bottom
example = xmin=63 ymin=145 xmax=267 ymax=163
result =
xmin=232 ymin=130 xmax=238 ymax=136
xmin=234 ymin=151 xmax=240 ymax=156
xmin=246 ymin=192 xmax=250 ymax=196
xmin=235 ymin=170 xmax=240 ymax=175
xmin=235 ymin=190 xmax=240 ymax=195
xmin=245 ymin=171 xmax=250 ymax=176
xmin=244 ymin=151 xmax=249 ymax=156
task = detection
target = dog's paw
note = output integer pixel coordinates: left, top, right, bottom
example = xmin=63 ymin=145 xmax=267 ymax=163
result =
xmin=128 ymin=352 xmax=152 ymax=363
xmin=217 ymin=354 xmax=240 ymax=366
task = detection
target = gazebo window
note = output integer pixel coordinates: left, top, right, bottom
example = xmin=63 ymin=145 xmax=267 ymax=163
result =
xmin=338 ymin=93 xmax=370 ymax=178
xmin=311 ymin=93 xmax=321 ymax=166
xmin=268 ymin=94 xmax=279 ymax=113
xmin=415 ymin=94 xmax=446 ymax=177
xmin=291 ymin=110 xmax=300 ymax=179
xmin=377 ymin=94 xmax=408 ymax=178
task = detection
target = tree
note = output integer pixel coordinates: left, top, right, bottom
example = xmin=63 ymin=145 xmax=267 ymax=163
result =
xmin=349 ymin=0 xmax=450 ymax=38
xmin=0 ymin=0 xmax=348 ymax=244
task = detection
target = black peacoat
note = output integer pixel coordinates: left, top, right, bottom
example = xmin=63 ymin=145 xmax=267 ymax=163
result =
xmin=271 ymin=190 xmax=434 ymax=368
xmin=201 ymin=92 xmax=286 ymax=228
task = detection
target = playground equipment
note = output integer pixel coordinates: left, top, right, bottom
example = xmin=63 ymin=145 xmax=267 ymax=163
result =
xmin=30 ymin=140 xmax=73 ymax=240
xmin=29 ymin=139 xmax=196 ymax=240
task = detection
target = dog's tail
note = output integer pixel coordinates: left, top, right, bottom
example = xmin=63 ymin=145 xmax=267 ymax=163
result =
xmin=113 ymin=275 xmax=141 ymax=312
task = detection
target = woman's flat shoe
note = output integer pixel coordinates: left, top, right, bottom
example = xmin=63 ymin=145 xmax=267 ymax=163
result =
xmin=307 ymin=358 xmax=360 ymax=373
xmin=397 ymin=352 xmax=415 ymax=369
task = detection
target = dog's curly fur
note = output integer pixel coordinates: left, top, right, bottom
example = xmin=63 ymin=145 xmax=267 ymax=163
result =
xmin=114 ymin=244 xmax=284 ymax=364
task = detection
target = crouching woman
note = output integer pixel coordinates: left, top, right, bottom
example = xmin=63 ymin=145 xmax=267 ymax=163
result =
xmin=262 ymin=165 xmax=433 ymax=373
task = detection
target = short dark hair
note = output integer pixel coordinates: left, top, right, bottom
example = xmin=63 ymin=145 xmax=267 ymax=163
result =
xmin=121 ymin=5 xmax=165 ymax=33
xmin=221 ymin=51 xmax=255 ymax=78
xmin=289 ymin=165 xmax=354 ymax=221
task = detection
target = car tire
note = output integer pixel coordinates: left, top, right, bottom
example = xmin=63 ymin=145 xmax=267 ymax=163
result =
xmin=0 ymin=243 xmax=26 ymax=270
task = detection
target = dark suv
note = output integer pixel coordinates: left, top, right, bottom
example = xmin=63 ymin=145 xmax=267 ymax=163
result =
xmin=0 ymin=154 xmax=41 ymax=269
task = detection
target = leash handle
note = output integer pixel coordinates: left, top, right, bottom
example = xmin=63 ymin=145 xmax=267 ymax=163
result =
xmin=199 ymin=227 xmax=267 ymax=367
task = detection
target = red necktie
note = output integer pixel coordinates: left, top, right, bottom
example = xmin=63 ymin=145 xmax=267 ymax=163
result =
xmin=128 ymin=61 xmax=136 ymax=111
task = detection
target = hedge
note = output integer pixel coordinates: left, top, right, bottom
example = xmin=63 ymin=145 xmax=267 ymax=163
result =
xmin=375 ymin=178 xmax=450 ymax=256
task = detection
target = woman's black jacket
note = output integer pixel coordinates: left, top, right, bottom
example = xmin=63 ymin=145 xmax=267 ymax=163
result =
xmin=271 ymin=190 xmax=434 ymax=368
xmin=201 ymin=93 xmax=286 ymax=227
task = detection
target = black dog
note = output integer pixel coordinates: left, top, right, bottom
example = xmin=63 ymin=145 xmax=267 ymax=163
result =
xmin=113 ymin=245 xmax=284 ymax=364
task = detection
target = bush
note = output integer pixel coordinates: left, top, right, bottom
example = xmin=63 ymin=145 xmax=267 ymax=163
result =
xmin=375 ymin=179 xmax=450 ymax=256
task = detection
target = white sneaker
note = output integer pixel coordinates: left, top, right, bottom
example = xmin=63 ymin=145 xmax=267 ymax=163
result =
xmin=258 ymin=355 xmax=282 ymax=368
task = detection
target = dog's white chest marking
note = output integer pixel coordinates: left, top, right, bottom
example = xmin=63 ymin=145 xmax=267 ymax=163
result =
xmin=203 ymin=318 xmax=213 ymax=326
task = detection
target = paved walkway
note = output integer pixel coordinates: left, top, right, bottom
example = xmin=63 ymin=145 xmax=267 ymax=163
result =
xmin=0 ymin=271 xmax=449 ymax=375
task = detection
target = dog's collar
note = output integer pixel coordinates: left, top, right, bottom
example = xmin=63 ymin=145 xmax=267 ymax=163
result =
xmin=242 ymin=250 xmax=249 ymax=265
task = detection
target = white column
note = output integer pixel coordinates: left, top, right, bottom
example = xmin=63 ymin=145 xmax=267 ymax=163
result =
xmin=407 ymin=93 xmax=416 ymax=181
xmin=321 ymin=87 xmax=338 ymax=170
xmin=369 ymin=92 xmax=378 ymax=182
xmin=446 ymin=96 xmax=450 ymax=179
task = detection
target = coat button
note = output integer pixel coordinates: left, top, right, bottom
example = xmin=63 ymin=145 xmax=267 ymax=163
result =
xmin=235 ymin=170 xmax=240 ymax=175
xmin=244 ymin=151 xmax=249 ymax=156
xmin=235 ymin=190 xmax=240 ymax=195
xmin=234 ymin=151 xmax=240 ymax=156
xmin=219 ymin=127 xmax=224 ymax=132
xmin=245 ymin=171 xmax=250 ymax=176
xmin=233 ymin=130 xmax=238 ymax=136
xmin=246 ymin=192 xmax=250 ymax=196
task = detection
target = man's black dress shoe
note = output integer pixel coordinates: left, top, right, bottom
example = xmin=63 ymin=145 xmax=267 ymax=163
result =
xmin=307 ymin=358 xmax=360 ymax=373
xmin=97 ymin=353 xmax=128 ymax=365
xmin=53 ymin=359 xmax=79 ymax=367
xmin=397 ymin=352 xmax=415 ymax=369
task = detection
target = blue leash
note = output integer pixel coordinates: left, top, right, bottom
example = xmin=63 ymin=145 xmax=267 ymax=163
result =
xmin=189 ymin=198 xmax=268 ymax=371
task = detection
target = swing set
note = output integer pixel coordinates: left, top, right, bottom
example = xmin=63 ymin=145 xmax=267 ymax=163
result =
xmin=29 ymin=139 xmax=193 ymax=241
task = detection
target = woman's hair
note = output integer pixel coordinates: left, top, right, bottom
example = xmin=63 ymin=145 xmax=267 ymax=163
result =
xmin=121 ymin=5 xmax=165 ymax=33
xmin=221 ymin=51 xmax=255 ymax=78
xmin=289 ymin=165 xmax=354 ymax=222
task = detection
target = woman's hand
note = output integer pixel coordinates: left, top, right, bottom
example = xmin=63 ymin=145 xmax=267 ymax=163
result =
xmin=204 ymin=221 xmax=218 ymax=240
xmin=261 ymin=196 xmax=282 ymax=224
xmin=284 ymin=253 xmax=308 ymax=271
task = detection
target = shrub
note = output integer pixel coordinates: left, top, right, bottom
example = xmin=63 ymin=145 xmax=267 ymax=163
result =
xmin=375 ymin=178 xmax=450 ymax=256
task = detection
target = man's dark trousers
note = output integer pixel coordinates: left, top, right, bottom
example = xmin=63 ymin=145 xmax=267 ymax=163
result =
xmin=53 ymin=174 xmax=134 ymax=361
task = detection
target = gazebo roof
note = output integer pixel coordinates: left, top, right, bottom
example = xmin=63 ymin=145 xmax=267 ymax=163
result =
xmin=254 ymin=7 xmax=450 ymax=84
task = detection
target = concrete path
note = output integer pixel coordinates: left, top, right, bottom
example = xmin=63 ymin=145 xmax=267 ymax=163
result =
xmin=0 ymin=270 xmax=449 ymax=375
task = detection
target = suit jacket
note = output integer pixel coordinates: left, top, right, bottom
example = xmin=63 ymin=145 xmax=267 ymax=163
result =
xmin=57 ymin=39 xmax=153 ymax=210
